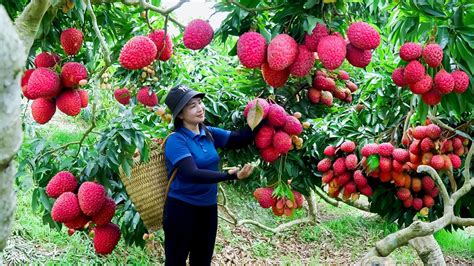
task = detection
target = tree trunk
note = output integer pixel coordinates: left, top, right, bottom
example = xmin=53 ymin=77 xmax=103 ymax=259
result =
xmin=0 ymin=6 xmax=26 ymax=251
xmin=13 ymin=0 xmax=51 ymax=55
xmin=409 ymin=235 xmax=446 ymax=265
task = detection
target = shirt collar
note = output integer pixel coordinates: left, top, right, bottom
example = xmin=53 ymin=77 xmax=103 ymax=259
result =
xmin=179 ymin=126 xmax=206 ymax=139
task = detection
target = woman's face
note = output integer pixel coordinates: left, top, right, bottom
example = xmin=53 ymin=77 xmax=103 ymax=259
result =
xmin=178 ymin=97 xmax=205 ymax=125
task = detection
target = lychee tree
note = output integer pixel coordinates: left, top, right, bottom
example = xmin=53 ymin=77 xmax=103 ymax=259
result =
xmin=1 ymin=0 xmax=473 ymax=263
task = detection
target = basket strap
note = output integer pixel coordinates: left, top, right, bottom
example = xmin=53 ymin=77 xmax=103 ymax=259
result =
xmin=163 ymin=168 xmax=178 ymax=203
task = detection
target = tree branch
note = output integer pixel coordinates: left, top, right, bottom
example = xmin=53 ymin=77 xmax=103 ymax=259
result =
xmin=452 ymin=217 xmax=474 ymax=226
xmin=237 ymin=217 xmax=314 ymax=234
xmin=451 ymin=142 xmax=473 ymax=202
xmin=417 ymin=165 xmax=450 ymax=209
xmin=14 ymin=0 xmax=51 ymax=54
xmin=313 ymin=186 xmax=339 ymax=207
xmin=91 ymin=0 xmax=185 ymax=28
xmin=86 ymin=0 xmax=111 ymax=66
xmin=428 ymin=115 xmax=472 ymax=141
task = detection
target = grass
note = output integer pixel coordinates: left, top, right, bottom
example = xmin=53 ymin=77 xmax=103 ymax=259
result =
xmin=434 ymin=228 xmax=474 ymax=260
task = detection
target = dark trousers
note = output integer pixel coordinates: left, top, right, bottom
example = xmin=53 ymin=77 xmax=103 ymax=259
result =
xmin=163 ymin=196 xmax=218 ymax=266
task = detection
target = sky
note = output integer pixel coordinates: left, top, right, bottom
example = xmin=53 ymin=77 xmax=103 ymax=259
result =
xmin=160 ymin=0 xmax=228 ymax=36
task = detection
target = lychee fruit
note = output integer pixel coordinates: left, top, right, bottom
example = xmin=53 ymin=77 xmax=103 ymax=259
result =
xmin=119 ymin=36 xmax=157 ymax=70
xmin=340 ymin=141 xmax=356 ymax=153
xmin=430 ymin=155 xmax=445 ymax=170
xmin=412 ymin=198 xmax=423 ymax=210
xmin=267 ymin=34 xmax=298 ymax=70
xmin=426 ymin=124 xmax=441 ymax=140
xmin=409 ymin=74 xmax=432 ymax=94
xmin=345 ymin=154 xmax=358 ymax=170
xmin=92 ymin=197 xmax=116 ymax=226
xmin=332 ymin=157 xmax=347 ymax=175
xmin=314 ymin=75 xmax=336 ymax=91
xmin=308 ymin=88 xmax=321 ymax=104
xmin=114 ymin=88 xmax=131 ymax=105
xmin=237 ymin=32 xmax=267 ymax=69
xmin=420 ymin=137 xmax=435 ymax=152
xmin=338 ymin=70 xmax=350 ymax=80
xmin=148 ymin=29 xmax=173 ymax=61
xmin=347 ymin=22 xmax=380 ymax=50
xmin=93 ymin=223 xmax=121 ymax=255
xmin=64 ymin=212 xmax=90 ymax=230
xmin=61 ymin=62 xmax=88 ymax=88
xmin=261 ymin=62 xmax=289 ymax=88
xmin=422 ymin=43 xmax=443 ymax=68
xmin=392 ymin=148 xmax=409 ymax=163
xmin=34 ymin=52 xmax=61 ymax=68
xmin=255 ymin=125 xmax=275 ymax=149
xmin=317 ymin=158 xmax=332 ymax=172
xmin=320 ymin=91 xmax=333 ymax=106
xmin=183 ymin=19 xmax=214 ymax=50
xmin=78 ymin=90 xmax=88 ymax=108
xmin=422 ymin=176 xmax=435 ymax=192
xmin=451 ymin=70 xmax=470 ymax=93
xmin=253 ymin=187 xmax=276 ymax=208
xmin=353 ymin=170 xmax=368 ymax=187
xmin=260 ymin=146 xmax=280 ymax=163
xmin=46 ymin=171 xmax=78 ymax=198
xmin=404 ymin=60 xmax=425 ymax=84
xmin=317 ymin=35 xmax=346 ymax=70
xmin=422 ymin=89 xmax=442 ymax=106
xmin=411 ymin=178 xmax=422 ymax=192
xmin=346 ymin=43 xmax=372 ymax=68
xmin=283 ymin=115 xmax=303 ymax=135
xmin=60 ymin=28 xmax=83 ymax=55
xmin=137 ymin=87 xmax=158 ymax=107
xmin=78 ymin=181 xmax=106 ymax=217
xmin=27 ymin=68 xmax=61 ymax=99
xmin=289 ymin=45 xmax=315 ymax=77
xmin=273 ymin=131 xmax=292 ymax=154
xmin=361 ymin=143 xmax=378 ymax=157
xmin=31 ymin=98 xmax=56 ymax=124
xmin=403 ymin=196 xmax=413 ymax=208
xmin=378 ymin=143 xmax=394 ymax=157
xmin=392 ymin=67 xmax=406 ymax=87
xmin=448 ymin=153 xmax=461 ymax=169
xmin=56 ymin=89 xmax=82 ymax=116
xmin=396 ymin=188 xmax=411 ymax=201
xmin=379 ymin=157 xmax=392 ymax=172
xmin=324 ymin=145 xmax=336 ymax=157
xmin=304 ymin=23 xmax=329 ymax=52
xmin=51 ymin=192 xmax=81 ymax=223
xmin=399 ymin=42 xmax=422 ymax=61
xmin=322 ymin=170 xmax=334 ymax=183
xmin=359 ymin=185 xmax=373 ymax=197
xmin=434 ymin=69 xmax=454 ymax=94
xmin=267 ymin=104 xmax=287 ymax=127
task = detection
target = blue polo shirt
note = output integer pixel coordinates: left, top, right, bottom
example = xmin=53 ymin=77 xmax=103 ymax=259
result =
xmin=164 ymin=126 xmax=231 ymax=206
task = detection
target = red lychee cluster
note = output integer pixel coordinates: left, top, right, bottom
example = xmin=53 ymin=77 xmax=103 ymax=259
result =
xmin=46 ymin=173 xmax=119 ymax=255
xmin=253 ymin=187 xmax=304 ymax=217
xmin=357 ymin=122 xmax=469 ymax=211
xmin=307 ymin=69 xmax=357 ymax=106
xmin=392 ymin=42 xmax=470 ymax=105
xmin=119 ymin=29 xmax=174 ymax=70
xmin=244 ymin=99 xmax=304 ymax=163
xmin=318 ymin=140 xmax=374 ymax=199
xmin=235 ymin=22 xmax=379 ymax=90
xmin=21 ymin=29 xmax=90 ymax=124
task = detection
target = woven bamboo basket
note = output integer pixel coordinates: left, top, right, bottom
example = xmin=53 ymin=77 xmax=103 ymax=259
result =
xmin=119 ymin=146 xmax=176 ymax=231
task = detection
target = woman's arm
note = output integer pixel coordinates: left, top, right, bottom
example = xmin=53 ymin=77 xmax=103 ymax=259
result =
xmin=174 ymin=157 xmax=237 ymax=184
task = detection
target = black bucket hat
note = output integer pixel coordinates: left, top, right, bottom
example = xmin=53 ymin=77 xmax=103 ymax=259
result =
xmin=165 ymin=85 xmax=205 ymax=119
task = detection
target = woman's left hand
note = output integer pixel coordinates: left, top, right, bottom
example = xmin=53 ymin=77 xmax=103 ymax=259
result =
xmin=236 ymin=163 xmax=254 ymax=180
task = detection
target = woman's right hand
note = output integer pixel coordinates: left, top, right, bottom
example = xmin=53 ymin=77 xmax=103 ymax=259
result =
xmin=236 ymin=163 xmax=254 ymax=180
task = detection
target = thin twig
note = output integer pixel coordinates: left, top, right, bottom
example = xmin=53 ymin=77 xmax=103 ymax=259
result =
xmin=86 ymin=0 xmax=111 ymax=66
xmin=428 ymin=115 xmax=472 ymax=141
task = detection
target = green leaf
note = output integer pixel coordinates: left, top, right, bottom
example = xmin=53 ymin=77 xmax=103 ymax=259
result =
xmin=303 ymin=0 xmax=319 ymax=9
xmin=246 ymin=101 xmax=264 ymax=130
xmin=366 ymin=154 xmax=380 ymax=172
xmin=39 ymin=188 xmax=53 ymax=212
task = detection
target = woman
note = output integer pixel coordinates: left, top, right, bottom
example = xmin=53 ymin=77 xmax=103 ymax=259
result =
xmin=163 ymin=84 xmax=255 ymax=266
